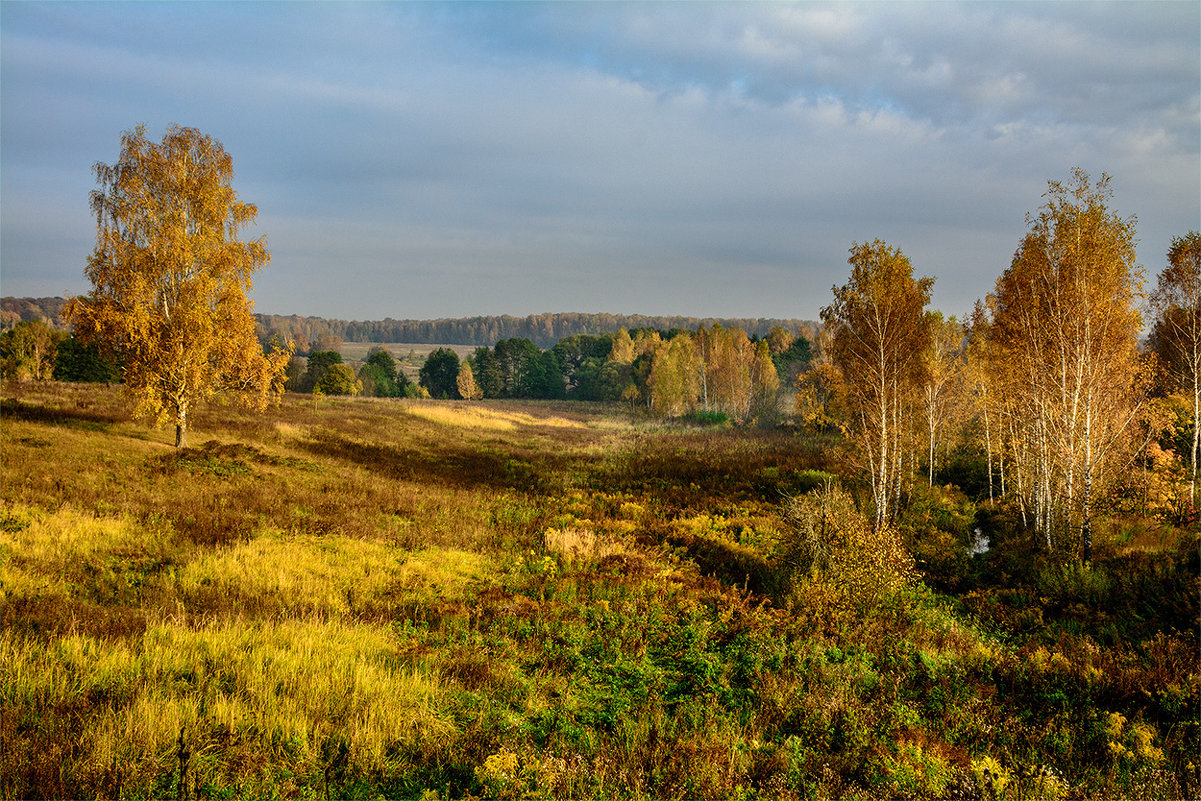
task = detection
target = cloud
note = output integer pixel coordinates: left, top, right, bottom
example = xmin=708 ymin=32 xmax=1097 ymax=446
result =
xmin=1 ymin=1 xmax=1197 ymax=323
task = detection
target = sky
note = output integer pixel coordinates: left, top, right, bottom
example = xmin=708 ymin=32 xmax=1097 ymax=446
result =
xmin=2 ymin=1 xmax=1198 ymax=322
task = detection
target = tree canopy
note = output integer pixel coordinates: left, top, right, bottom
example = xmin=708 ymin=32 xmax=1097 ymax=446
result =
xmin=822 ymin=239 xmax=933 ymax=528
xmin=1149 ymin=231 xmax=1201 ymax=504
xmin=420 ymin=347 xmax=461 ymax=399
xmin=64 ymin=124 xmax=288 ymax=447
xmin=973 ymin=169 xmax=1144 ymax=559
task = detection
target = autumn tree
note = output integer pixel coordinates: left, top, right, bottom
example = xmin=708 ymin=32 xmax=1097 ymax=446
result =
xmin=316 ymin=363 xmax=361 ymax=396
xmin=1148 ymin=231 xmax=1201 ymax=504
xmin=64 ymin=125 xmax=288 ymax=447
xmin=298 ymin=350 xmax=343 ymax=393
xmin=649 ymin=333 xmax=699 ymax=417
xmin=0 ymin=320 xmax=62 ymax=381
xmin=822 ymin=239 xmax=933 ymax=528
xmin=765 ymin=326 xmax=795 ymax=355
xmin=457 ymin=359 xmax=483 ymax=400
xmin=628 ymin=331 xmax=663 ymax=408
xmin=794 ymin=362 xmax=848 ymax=434
xmin=609 ymin=327 xmax=635 ymax=364
xmin=976 ymin=170 xmax=1144 ymax=560
xmin=706 ymin=325 xmax=751 ymax=419
xmin=964 ymin=308 xmax=1003 ymax=502
xmin=749 ymin=339 xmax=781 ymax=425
xmin=921 ymin=312 xmax=967 ymax=485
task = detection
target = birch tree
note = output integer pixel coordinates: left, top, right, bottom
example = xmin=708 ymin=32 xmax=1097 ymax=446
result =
xmin=457 ymin=359 xmax=483 ymax=400
xmin=65 ymin=125 xmax=289 ymax=448
xmin=822 ymin=240 xmax=934 ymax=528
xmin=922 ymin=312 xmax=967 ymax=485
xmin=1148 ymin=231 xmax=1201 ymax=505
xmin=749 ymin=339 xmax=781 ymax=425
xmin=976 ymin=169 xmax=1144 ymax=560
xmin=649 ymin=333 xmax=699 ymax=417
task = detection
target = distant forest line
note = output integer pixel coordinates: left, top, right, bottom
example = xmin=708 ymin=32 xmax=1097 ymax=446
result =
xmin=2 ymin=297 xmax=817 ymax=352
xmin=256 ymin=312 xmax=820 ymax=352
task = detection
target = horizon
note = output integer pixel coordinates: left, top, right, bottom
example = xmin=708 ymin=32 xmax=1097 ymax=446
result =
xmin=1 ymin=295 xmax=820 ymax=327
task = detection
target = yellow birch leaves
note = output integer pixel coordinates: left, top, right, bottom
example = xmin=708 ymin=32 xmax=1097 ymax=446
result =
xmin=66 ymin=124 xmax=289 ymax=448
xmin=971 ymin=169 xmax=1145 ymax=557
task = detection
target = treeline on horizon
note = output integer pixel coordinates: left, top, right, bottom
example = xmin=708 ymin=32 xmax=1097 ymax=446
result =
xmin=257 ymin=311 xmax=819 ymax=352
xmin=1 ymin=297 xmax=818 ymax=353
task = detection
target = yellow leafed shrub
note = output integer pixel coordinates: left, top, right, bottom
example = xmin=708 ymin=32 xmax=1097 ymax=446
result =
xmin=779 ymin=484 xmax=916 ymax=611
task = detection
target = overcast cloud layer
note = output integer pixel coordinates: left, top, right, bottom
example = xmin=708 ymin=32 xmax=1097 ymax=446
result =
xmin=2 ymin=1 xmax=1198 ymax=321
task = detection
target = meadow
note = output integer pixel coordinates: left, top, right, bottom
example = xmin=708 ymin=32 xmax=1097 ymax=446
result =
xmin=1 ymin=381 xmax=1197 ymax=800
xmin=334 ymin=343 xmax=479 ymax=381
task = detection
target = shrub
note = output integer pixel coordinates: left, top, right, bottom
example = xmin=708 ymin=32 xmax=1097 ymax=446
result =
xmin=680 ymin=410 xmax=730 ymax=427
xmin=778 ymin=484 xmax=916 ymax=611
xmin=315 ymin=363 xmax=361 ymax=396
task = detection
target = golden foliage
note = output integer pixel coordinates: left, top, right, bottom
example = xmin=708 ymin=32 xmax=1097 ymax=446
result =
xmin=64 ymin=124 xmax=289 ymax=447
xmin=973 ymin=169 xmax=1145 ymax=557
xmin=1149 ymin=231 xmax=1201 ymax=503
xmin=821 ymin=239 xmax=933 ymax=526
xmin=780 ymin=484 xmax=916 ymax=611
xmin=457 ymin=360 xmax=483 ymax=400
xmin=793 ymin=361 xmax=847 ymax=433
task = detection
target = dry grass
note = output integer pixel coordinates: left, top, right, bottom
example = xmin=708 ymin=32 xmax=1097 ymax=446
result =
xmin=405 ymin=401 xmax=584 ymax=431
xmin=1 ymin=619 xmax=453 ymax=796
xmin=544 ymin=527 xmax=625 ymax=567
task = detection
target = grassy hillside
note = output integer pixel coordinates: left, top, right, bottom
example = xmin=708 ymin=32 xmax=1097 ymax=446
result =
xmin=1 ymin=382 xmax=1196 ymax=799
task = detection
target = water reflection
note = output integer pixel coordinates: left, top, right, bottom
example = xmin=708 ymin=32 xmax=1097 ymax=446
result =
xmin=967 ymin=528 xmax=991 ymax=556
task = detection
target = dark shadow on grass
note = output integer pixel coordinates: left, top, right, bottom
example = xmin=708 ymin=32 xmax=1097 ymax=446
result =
xmin=1 ymin=398 xmax=122 ymax=430
xmin=593 ymin=430 xmax=834 ymax=507
xmin=150 ymin=439 xmax=324 ymax=478
xmin=297 ymin=431 xmax=557 ymax=493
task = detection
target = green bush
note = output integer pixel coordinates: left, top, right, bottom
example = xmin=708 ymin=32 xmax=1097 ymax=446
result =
xmin=680 ymin=410 xmax=730 ymax=427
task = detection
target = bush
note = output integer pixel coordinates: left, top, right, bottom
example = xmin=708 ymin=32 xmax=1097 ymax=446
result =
xmin=315 ymin=363 xmax=361 ymax=396
xmin=680 ymin=410 xmax=730 ymax=427
xmin=778 ymin=484 xmax=916 ymax=612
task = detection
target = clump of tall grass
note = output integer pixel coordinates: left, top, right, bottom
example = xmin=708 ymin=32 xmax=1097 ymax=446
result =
xmin=543 ymin=528 xmax=624 ymax=568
